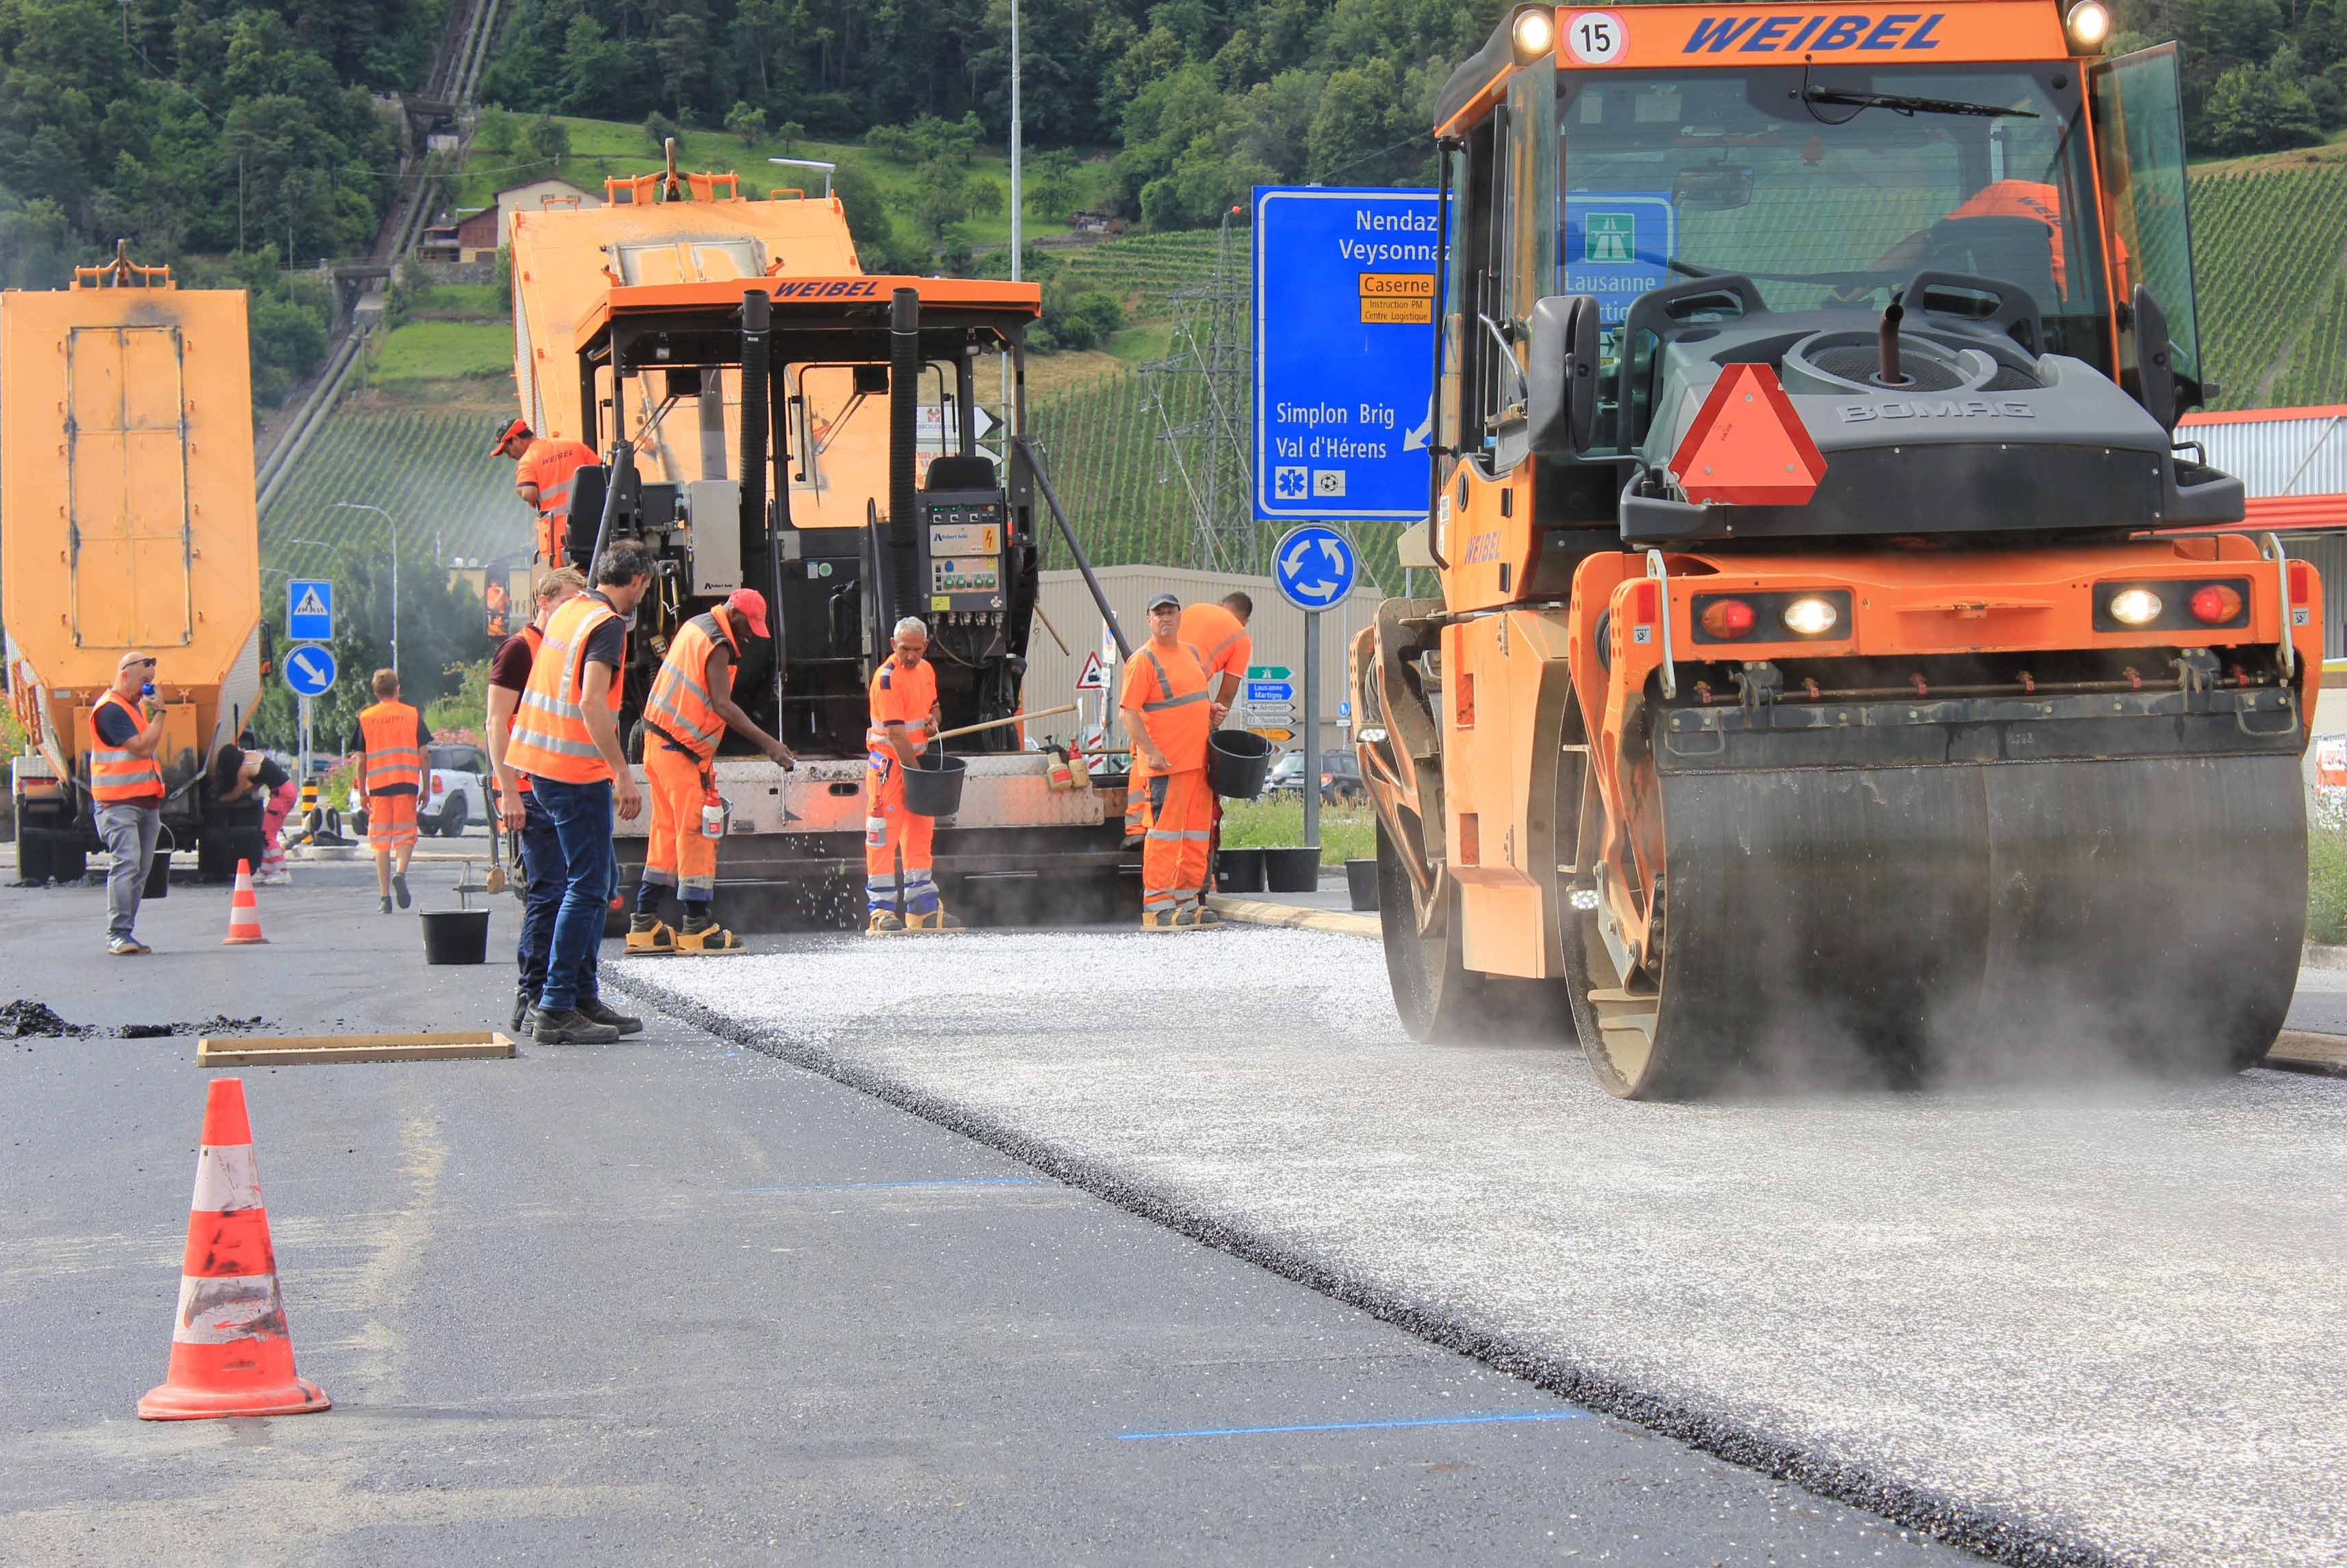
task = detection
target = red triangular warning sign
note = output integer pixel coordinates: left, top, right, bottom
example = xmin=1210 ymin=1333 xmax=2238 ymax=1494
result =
xmin=1668 ymin=363 xmax=1827 ymax=506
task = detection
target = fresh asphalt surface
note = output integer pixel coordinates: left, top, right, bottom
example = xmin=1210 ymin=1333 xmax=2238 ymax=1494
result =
xmin=2 ymin=851 xmax=1963 ymax=1567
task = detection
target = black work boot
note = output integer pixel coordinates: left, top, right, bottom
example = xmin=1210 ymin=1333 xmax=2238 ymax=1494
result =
xmin=574 ymin=996 xmax=643 ymax=1036
xmin=511 ymin=985 xmax=534 ymax=1032
xmin=528 ymin=1006 xmax=619 ymax=1045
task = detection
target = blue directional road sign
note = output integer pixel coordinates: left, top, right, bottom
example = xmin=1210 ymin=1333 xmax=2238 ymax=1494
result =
xmin=1246 ymin=681 xmax=1294 ymax=703
xmin=281 ymin=644 xmax=338 ymax=698
xmin=286 ymin=578 xmax=334 ymax=642
xmin=1273 ymin=525 xmax=1358 ymax=612
xmin=1564 ymin=193 xmax=1676 ymax=326
xmin=1254 ymin=186 xmax=1439 ymax=523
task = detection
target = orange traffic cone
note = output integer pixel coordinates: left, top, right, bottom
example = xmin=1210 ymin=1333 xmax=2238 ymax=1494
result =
xmin=220 ymin=859 xmax=267 ymax=945
xmin=139 ymin=1079 xmax=329 ymax=1420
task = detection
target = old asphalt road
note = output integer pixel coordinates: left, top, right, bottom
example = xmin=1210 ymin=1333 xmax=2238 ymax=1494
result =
xmin=1 ymin=855 xmax=1960 ymax=1567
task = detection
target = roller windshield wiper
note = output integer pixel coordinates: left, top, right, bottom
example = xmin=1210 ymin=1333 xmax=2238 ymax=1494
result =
xmin=1800 ymin=85 xmax=2039 ymax=119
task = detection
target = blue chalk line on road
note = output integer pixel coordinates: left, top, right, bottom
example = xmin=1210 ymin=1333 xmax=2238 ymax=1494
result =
xmin=1118 ymin=1409 xmax=1588 ymax=1441
xmin=737 ymin=1176 xmax=1045 ymax=1194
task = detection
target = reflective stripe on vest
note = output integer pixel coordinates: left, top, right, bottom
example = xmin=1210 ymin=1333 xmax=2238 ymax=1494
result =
xmin=643 ymin=610 xmax=738 ymax=762
xmin=88 ymin=691 xmax=164 ymax=804
xmin=506 ymin=595 xmax=622 ymax=783
xmin=1140 ymin=649 xmax=1209 ymax=711
xmin=358 ymin=702 xmax=423 ymax=794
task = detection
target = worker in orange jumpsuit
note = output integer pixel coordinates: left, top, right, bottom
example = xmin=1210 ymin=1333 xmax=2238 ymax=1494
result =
xmin=627 ymin=589 xmax=795 ymax=954
xmin=1125 ymin=591 xmax=1252 ymax=902
xmin=354 ymin=668 xmax=431 ymax=914
xmin=1119 ymin=591 xmax=1217 ymax=931
xmin=492 ymin=418 xmax=601 ymax=566
xmin=866 ymin=616 xmax=961 ymax=934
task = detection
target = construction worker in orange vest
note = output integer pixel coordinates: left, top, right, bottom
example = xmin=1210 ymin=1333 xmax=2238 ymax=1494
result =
xmin=89 ymin=650 xmax=168 ymax=954
xmin=1119 ymin=592 xmax=1219 ymax=931
xmin=354 ymin=668 xmax=432 ymax=914
xmin=865 ymin=615 xmax=962 ymax=934
xmin=489 ymin=566 xmax=585 ymax=1032
xmin=492 ymin=418 xmax=601 ymax=566
xmin=506 ymin=542 xmax=654 ymax=1045
xmin=627 ymin=589 xmax=795 ymax=955
xmin=1125 ymin=591 xmax=1253 ymax=883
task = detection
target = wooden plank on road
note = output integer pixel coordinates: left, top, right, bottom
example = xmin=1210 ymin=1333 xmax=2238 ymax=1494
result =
xmin=2266 ymin=1030 xmax=2347 ymax=1077
xmin=195 ymin=1031 xmax=517 ymax=1066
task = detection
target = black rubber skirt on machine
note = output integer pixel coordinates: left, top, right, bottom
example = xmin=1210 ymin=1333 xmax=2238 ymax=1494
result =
xmin=1634 ymin=752 xmax=2306 ymax=1088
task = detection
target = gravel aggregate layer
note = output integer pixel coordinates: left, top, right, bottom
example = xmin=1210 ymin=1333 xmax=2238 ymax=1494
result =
xmin=624 ymin=928 xmax=2347 ymax=1568
xmin=2 ymin=864 xmax=1966 ymax=1564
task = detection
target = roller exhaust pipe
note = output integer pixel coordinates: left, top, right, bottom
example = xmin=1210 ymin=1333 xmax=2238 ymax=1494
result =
xmin=740 ymin=289 xmax=771 ymax=568
xmin=887 ymin=287 xmax=921 ymax=634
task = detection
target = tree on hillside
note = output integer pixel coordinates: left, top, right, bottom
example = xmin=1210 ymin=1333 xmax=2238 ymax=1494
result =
xmin=776 ymin=118 xmax=806 ymax=154
xmin=2202 ymin=59 xmax=2325 ymax=150
xmin=525 ymin=112 xmax=570 ymax=174
xmin=726 ymin=101 xmax=768 ymax=144
xmin=475 ymin=105 xmax=516 ymax=154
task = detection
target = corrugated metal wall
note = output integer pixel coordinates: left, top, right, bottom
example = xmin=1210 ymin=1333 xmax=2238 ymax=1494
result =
xmin=2186 ymin=412 xmax=2347 ymax=496
xmin=1023 ymin=566 xmax=1380 ymax=749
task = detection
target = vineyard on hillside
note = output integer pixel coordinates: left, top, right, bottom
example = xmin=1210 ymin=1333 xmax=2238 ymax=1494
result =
xmin=261 ymin=404 xmax=531 ymax=576
xmin=2187 ymin=157 xmax=2347 ymax=408
xmin=1050 ymin=231 xmax=1226 ymax=302
xmin=2273 ymin=273 xmax=2347 ymax=406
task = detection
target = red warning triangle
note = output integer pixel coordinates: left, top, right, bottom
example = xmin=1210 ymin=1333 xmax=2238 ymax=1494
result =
xmin=1668 ymin=363 xmax=1827 ymax=506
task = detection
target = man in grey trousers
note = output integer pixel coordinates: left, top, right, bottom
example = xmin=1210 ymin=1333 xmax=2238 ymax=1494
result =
xmin=88 ymin=651 xmax=169 ymax=955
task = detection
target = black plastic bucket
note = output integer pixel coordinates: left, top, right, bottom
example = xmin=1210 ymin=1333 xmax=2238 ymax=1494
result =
xmin=1207 ymin=730 xmax=1275 ymax=799
xmin=1345 ymin=858 xmax=1379 ymax=911
xmin=903 ymin=753 xmax=968 ymax=818
xmin=1215 ymin=847 xmax=1266 ymax=894
xmin=142 ymin=834 xmax=172 ymax=900
xmin=1263 ymin=847 xmax=1320 ymax=894
xmin=419 ymin=909 xmax=491 ymax=965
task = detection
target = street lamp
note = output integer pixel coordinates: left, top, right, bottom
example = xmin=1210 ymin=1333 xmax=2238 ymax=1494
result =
xmin=328 ymin=503 xmax=401 ymax=681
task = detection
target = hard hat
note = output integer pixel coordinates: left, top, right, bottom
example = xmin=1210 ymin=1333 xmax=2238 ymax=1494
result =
xmin=725 ymin=588 xmax=771 ymax=639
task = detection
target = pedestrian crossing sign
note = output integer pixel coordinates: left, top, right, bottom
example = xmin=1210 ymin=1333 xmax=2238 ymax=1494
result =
xmin=286 ymin=578 xmax=333 ymax=642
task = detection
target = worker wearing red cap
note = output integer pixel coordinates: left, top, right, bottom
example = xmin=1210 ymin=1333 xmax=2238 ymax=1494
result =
xmin=627 ymin=589 xmax=795 ymax=954
xmin=492 ymin=419 xmax=601 ymax=566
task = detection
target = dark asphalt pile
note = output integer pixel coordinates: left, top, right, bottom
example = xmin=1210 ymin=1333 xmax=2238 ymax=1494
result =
xmin=0 ymin=1000 xmax=93 ymax=1038
xmin=114 ymin=1014 xmax=263 ymax=1039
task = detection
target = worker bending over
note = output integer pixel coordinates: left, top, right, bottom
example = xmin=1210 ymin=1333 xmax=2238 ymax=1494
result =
xmin=628 ymin=589 xmax=795 ymax=954
xmin=1126 ymin=591 xmax=1252 ymax=896
xmin=492 ymin=418 xmax=600 ymax=566
xmin=489 ymin=566 xmax=585 ymax=1031
xmin=865 ymin=616 xmax=961 ymax=934
xmin=506 ymin=544 xmax=652 ymax=1046
xmin=1119 ymin=591 xmax=1218 ymax=931
xmin=355 ymin=668 xmax=431 ymax=913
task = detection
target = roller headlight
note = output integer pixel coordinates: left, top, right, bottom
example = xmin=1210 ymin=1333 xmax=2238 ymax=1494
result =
xmin=1782 ymin=596 xmax=1840 ymax=636
xmin=2107 ymin=587 xmax=2164 ymax=626
xmin=2065 ymin=0 xmax=2112 ymax=48
xmin=1511 ymin=6 xmax=1555 ymax=62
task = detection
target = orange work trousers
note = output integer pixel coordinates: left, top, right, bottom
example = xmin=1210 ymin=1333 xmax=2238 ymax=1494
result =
xmin=864 ymin=751 xmax=938 ymax=913
xmin=1142 ymin=769 xmax=1212 ymax=917
xmin=1129 ymin=753 xmax=1221 ymax=900
xmin=643 ymin=742 xmax=718 ymax=896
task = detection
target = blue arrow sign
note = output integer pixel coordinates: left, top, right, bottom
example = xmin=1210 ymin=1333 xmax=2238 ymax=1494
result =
xmin=286 ymin=578 xmax=334 ymax=642
xmin=1253 ymin=185 xmax=1439 ymax=522
xmin=1246 ymin=681 xmax=1294 ymax=703
xmin=1273 ymin=525 xmax=1358 ymax=612
xmin=282 ymin=643 xmax=338 ymax=698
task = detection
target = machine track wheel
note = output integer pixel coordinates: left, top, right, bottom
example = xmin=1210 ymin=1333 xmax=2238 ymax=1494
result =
xmin=1376 ymin=817 xmax=1488 ymax=1042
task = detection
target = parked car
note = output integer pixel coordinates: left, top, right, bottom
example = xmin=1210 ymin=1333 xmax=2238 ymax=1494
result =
xmin=1262 ymin=748 xmax=1364 ymax=804
xmin=345 ymin=745 xmax=489 ymax=836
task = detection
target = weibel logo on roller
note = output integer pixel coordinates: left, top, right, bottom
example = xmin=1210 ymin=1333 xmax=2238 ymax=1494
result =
xmin=1681 ymin=12 xmax=1950 ymax=52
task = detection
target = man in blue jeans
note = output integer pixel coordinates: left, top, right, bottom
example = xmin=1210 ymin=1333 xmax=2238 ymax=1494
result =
xmin=489 ymin=567 xmax=591 ymax=1030
xmin=502 ymin=543 xmax=653 ymax=1045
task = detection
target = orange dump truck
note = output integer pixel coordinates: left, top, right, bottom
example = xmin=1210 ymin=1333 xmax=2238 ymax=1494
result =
xmin=1354 ymin=3 xmax=2320 ymax=1094
xmin=3 ymin=249 xmax=267 ymax=883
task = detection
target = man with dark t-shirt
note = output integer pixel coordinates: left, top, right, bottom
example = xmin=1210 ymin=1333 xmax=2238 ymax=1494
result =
xmin=488 ymin=566 xmax=585 ymax=1029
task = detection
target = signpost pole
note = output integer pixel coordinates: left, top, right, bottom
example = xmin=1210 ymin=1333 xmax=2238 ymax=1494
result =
xmin=297 ymin=695 xmax=312 ymax=815
xmin=1302 ymin=610 xmax=1319 ymax=853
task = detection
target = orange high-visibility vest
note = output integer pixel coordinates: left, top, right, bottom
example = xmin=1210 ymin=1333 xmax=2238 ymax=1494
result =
xmin=88 ymin=691 xmax=165 ymax=805
xmin=523 ymin=439 xmax=598 ymax=562
xmin=1123 ymin=640 xmax=1213 ymax=773
xmin=643 ymin=607 xmax=742 ymax=762
xmin=506 ymin=593 xmax=623 ymax=783
xmin=357 ymin=701 xmax=424 ymax=797
xmin=501 ymin=625 xmax=544 ymax=795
